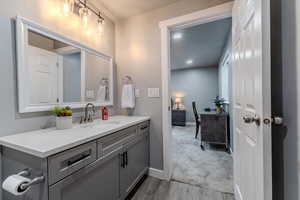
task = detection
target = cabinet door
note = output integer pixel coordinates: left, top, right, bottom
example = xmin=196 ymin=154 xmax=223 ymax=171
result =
xmin=120 ymin=135 xmax=149 ymax=199
xmin=49 ymin=147 xmax=121 ymax=200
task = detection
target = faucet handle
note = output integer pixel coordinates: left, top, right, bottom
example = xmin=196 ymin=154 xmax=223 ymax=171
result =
xmin=88 ymin=114 xmax=92 ymax=122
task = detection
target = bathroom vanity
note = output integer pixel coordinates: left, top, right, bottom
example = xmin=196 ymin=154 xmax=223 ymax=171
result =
xmin=0 ymin=116 xmax=150 ymax=200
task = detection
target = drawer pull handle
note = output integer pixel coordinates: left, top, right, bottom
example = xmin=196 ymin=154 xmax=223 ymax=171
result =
xmin=67 ymin=153 xmax=90 ymax=167
xmin=140 ymin=126 xmax=148 ymax=130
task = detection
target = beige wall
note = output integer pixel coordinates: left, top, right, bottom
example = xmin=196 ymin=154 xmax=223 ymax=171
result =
xmin=116 ymin=0 xmax=233 ymax=170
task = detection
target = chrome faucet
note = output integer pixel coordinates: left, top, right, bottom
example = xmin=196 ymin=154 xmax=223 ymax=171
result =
xmin=81 ymin=103 xmax=96 ymax=123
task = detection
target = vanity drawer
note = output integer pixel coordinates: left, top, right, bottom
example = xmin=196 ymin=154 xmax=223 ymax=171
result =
xmin=97 ymin=126 xmax=137 ymax=158
xmin=48 ymin=141 xmax=97 ymax=185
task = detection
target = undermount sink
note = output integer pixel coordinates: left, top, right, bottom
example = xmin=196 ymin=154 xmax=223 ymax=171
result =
xmin=78 ymin=120 xmax=121 ymax=129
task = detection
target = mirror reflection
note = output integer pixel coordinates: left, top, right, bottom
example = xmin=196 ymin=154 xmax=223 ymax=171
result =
xmin=26 ymin=30 xmax=111 ymax=109
xmin=85 ymin=51 xmax=110 ymax=103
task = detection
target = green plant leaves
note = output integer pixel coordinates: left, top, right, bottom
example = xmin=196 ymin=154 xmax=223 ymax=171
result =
xmin=52 ymin=106 xmax=73 ymax=117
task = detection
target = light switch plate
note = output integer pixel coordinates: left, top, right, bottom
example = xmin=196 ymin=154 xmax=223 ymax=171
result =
xmin=135 ymin=89 xmax=140 ymax=98
xmin=148 ymin=88 xmax=160 ymax=98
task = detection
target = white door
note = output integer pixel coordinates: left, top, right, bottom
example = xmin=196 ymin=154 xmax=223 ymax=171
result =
xmin=28 ymin=45 xmax=59 ymax=105
xmin=232 ymin=0 xmax=272 ymax=200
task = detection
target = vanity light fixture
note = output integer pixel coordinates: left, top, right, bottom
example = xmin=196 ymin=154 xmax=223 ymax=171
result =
xmin=97 ymin=12 xmax=104 ymax=34
xmin=79 ymin=0 xmax=90 ymax=27
xmin=63 ymin=0 xmax=74 ymax=16
xmin=62 ymin=0 xmax=105 ymax=32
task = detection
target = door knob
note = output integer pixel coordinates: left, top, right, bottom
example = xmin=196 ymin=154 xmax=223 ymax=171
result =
xmin=263 ymin=116 xmax=283 ymax=125
xmin=243 ymin=115 xmax=260 ymax=126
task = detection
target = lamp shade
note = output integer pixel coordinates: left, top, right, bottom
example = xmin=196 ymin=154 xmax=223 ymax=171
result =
xmin=175 ymin=97 xmax=182 ymax=103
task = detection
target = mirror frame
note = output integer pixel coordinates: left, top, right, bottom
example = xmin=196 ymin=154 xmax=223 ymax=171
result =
xmin=16 ymin=16 xmax=114 ymax=113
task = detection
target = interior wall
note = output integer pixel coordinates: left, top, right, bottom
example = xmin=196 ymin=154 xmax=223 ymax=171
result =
xmin=0 ymin=0 xmax=116 ymax=136
xmin=171 ymin=67 xmax=219 ymax=122
xmin=116 ymin=0 xmax=233 ymax=170
xmin=281 ymin=0 xmax=300 ymax=199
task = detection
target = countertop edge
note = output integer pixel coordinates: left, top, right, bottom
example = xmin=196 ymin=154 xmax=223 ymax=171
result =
xmin=0 ymin=117 xmax=150 ymax=158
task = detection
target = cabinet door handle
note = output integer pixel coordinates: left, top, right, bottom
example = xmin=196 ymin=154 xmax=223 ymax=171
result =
xmin=121 ymin=152 xmax=126 ymax=168
xmin=125 ymin=151 xmax=128 ymax=166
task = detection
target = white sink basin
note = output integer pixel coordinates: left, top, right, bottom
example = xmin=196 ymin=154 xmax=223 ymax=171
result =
xmin=76 ymin=120 xmax=121 ymax=129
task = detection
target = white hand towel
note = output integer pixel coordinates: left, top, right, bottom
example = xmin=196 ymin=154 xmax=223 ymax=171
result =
xmin=121 ymin=84 xmax=135 ymax=109
xmin=97 ymin=86 xmax=107 ymax=102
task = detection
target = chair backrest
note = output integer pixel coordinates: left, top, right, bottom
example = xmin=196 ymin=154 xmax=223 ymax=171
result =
xmin=192 ymin=102 xmax=199 ymax=121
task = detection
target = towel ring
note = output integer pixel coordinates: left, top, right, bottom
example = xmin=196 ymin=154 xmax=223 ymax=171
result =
xmin=123 ymin=76 xmax=133 ymax=84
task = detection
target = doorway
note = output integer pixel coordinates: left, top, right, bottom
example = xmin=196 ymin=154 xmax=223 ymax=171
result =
xmin=159 ymin=0 xmax=233 ymax=182
xmin=169 ymin=16 xmax=233 ymax=195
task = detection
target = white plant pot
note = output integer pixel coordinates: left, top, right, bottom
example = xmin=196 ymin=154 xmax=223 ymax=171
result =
xmin=56 ymin=116 xmax=73 ymax=130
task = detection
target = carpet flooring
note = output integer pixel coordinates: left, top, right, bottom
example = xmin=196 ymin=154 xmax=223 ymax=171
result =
xmin=171 ymin=125 xmax=234 ymax=194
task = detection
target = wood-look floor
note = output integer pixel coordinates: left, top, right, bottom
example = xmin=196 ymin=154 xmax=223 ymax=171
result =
xmin=131 ymin=177 xmax=234 ymax=200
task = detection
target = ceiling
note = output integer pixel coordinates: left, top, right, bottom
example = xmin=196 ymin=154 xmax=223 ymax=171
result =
xmin=96 ymin=0 xmax=181 ymax=19
xmin=171 ymin=18 xmax=232 ymax=70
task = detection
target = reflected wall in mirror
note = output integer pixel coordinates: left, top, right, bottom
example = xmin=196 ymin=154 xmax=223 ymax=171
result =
xmin=17 ymin=16 xmax=114 ymax=113
xmin=85 ymin=51 xmax=110 ymax=103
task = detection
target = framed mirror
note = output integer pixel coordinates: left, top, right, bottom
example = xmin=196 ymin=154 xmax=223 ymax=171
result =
xmin=16 ymin=16 xmax=113 ymax=113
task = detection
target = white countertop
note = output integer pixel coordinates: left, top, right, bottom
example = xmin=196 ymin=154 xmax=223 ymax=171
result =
xmin=0 ymin=116 xmax=150 ymax=158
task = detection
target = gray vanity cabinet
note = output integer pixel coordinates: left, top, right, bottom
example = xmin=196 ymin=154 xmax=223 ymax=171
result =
xmin=120 ymin=122 xmax=150 ymax=199
xmin=1 ymin=120 xmax=150 ymax=200
xmin=49 ymin=146 xmax=121 ymax=200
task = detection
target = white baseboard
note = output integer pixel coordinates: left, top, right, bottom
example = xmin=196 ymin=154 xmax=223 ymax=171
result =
xmin=148 ymin=168 xmax=169 ymax=180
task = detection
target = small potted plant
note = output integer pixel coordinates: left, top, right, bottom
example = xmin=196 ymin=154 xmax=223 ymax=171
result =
xmin=52 ymin=106 xmax=73 ymax=130
xmin=213 ymin=96 xmax=225 ymax=113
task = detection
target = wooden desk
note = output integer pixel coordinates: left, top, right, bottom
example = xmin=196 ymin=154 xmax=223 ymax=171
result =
xmin=200 ymin=112 xmax=229 ymax=150
xmin=172 ymin=109 xmax=186 ymax=126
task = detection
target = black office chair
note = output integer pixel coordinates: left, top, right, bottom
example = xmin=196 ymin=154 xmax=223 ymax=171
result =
xmin=192 ymin=102 xmax=201 ymax=139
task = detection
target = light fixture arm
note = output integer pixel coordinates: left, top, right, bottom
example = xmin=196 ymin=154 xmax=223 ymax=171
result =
xmin=76 ymin=0 xmax=104 ymax=21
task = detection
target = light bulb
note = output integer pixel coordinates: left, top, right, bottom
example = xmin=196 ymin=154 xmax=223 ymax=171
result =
xmin=63 ymin=3 xmax=70 ymax=16
xmin=79 ymin=7 xmax=89 ymax=27
xmin=97 ymin=19 xmax=104 ymax=34
xmin=62 ymin=0 xmax=74 ymax=16
xmin=82 ymin=14 xmax=88 ymax=27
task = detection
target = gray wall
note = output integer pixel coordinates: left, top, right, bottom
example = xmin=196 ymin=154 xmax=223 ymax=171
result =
xmin=171 ymin=67 xmax=219 ymax=122
xmin=0 ymin=0 xmax=116 ymax=138
xmin=116 ymin=0 xmax=232 ymax=170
